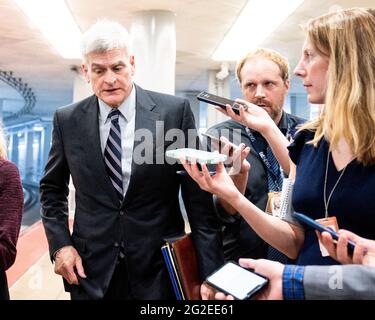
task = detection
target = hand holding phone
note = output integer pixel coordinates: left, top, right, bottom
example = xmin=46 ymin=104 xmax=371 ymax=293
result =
xmin=197 ymin=91 xmax=247 ymax=115
xmin=201 ymin=133 xmax=250 ymax=175
xmin=201 ymin=132 xmax=231 ymax=155
xmin=201 ymin=132 xmax=221 ymax=145
xmin=205 ymin=261 xmax=268 ymax=300
xmin=293 ymin=212 xmax=356 ymax=254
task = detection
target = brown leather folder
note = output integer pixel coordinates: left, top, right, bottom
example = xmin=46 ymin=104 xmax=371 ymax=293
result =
xmin=164 ymin=233 xmax=201 ymax=300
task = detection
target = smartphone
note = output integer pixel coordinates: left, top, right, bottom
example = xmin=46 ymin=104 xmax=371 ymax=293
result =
xmin=201 ymin=132 xmax=236 ymax=158
xmin=165 ymin=148 xmax=227 ymax=164
xmin=205 ymin=261 xmax=268 ymax=300
xmin=196 ymin=91 xmax=247 ymax=115
xmin=293 ymin=212 xmax=356 ymax=253
xmin=201 ymin=132 xmax=221 ymax=144
xmin=201 ymin=132 xmax=222 ymax=153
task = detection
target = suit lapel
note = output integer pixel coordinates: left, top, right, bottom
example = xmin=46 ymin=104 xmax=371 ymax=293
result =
xmin=78 ymin=95 xmax=119 ymax=203
xmin=123 ymin=85 xmax=160 ymax=203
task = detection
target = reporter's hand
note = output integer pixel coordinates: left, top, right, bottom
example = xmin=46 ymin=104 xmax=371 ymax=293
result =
xmin=238 ymin=258 xmax=284 ymax=300
xmin=219 ymin=136 xmax=251 ymax=176
xmin=212 ymin=258 xmax=284 ymax=300
xmin=215 ymin=99 xmax=276 ymax=135
xmin=54 ymin=245 xmax=87 ymax=285
xmin=180 ymin=160 xmax=240 ymax=202
xmin=200 ymin=282 xmax=217 ymax=300
xmin=319 ymin=229 xmax=375 ymax=266
xmin=214 ymin=291 xmax=235 ymax=300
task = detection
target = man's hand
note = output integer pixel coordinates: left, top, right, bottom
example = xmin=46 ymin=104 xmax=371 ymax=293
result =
xmin=319 ymin=229 xmax=375 ymax=267
xmin=213 ymin=259 xmax=284 ymax=300
xmin=54 ymin=245 xmax=87 ymax=285
xmin=200 ymin=282 xmax=217 ymax=300
xmin=214 ymin=291 xmax=235 ymax=300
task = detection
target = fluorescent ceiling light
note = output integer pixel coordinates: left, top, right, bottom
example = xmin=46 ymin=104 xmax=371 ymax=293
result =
xmin=212 ymin=0 xmax=304 ymax=61
xmin=14 ymin=0 xmax=82 ymax=59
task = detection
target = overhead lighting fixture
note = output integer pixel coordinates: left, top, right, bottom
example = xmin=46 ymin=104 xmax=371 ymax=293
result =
xmin=14 ymin=0 xmax=82 ymax=59
xmin=212 ymin=0 xmax=304 ymax=61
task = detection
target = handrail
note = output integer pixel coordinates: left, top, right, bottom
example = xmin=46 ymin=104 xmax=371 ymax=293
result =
xmin=0 ymin=70 xmax=36 ymax=120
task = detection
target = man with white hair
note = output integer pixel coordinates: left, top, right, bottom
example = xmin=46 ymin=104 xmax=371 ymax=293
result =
xmin=40 ymin=20 xmax=223 ymax=300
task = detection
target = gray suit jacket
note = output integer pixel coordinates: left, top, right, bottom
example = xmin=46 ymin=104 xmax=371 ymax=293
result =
xmin=304 ymin=265 xmax=375 ymax=299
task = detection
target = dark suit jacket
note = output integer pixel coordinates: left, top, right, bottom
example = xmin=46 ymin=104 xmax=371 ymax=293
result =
xmin=40 ymin=85 xmax=223 ymax=299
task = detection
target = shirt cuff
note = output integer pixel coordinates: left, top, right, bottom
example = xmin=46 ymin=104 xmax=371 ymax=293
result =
xmin=282 ymin=265 xmax=305 ymax=300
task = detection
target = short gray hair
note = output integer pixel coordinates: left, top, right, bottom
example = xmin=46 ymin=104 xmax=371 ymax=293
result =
xmin=81 ymin=19 xmax=130 ymax=62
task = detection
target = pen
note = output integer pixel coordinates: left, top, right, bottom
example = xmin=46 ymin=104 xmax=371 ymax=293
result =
xmin=176 ymin=170 xmax=216 ymax=176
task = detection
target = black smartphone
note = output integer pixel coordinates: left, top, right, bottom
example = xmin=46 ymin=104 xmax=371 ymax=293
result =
xmin=205 ymin=261 xmax=268 ymax=300
xmin=201 ymin=132 xmax=221 ymax=144
xmin=201 ymin=132 xmax=236 ymax=157
xmin=196 ymin=91 xmax=247 ymax=115
xmin=201 ymin=132 xmax=221 ymax=152
xmin=293 ymin=212 xmax=356 ymax=254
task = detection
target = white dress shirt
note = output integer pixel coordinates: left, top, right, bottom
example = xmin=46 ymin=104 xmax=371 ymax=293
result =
xmin=98 ymin=86 xmax=136 ymax=197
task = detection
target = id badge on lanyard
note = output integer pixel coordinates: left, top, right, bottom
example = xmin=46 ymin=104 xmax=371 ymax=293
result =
xmin=315 ymin=217 xmax=339 ymax=257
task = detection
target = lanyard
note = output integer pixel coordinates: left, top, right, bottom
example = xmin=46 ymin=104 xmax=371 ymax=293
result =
xmin=245 ymin=127 xmax=282 ymax=190
xmin=323 ymin=149 xmax=348 ymax=218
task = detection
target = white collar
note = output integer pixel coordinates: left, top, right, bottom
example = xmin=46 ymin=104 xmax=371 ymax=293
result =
xmin=98 ymin=85 xmax=136 ymax=122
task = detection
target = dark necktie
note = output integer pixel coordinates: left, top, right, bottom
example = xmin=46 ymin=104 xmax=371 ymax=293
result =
xmin=104 ymin=109 xmax=123 ymax=202
xmin=266 ymin=146 xmax=288 ymax=263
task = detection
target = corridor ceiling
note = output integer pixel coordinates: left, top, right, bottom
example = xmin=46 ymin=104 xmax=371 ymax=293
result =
xmin=0 ymin=0 xmax=373 ymax=117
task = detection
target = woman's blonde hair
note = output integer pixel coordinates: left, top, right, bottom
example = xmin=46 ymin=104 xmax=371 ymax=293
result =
xmin=300 ymin=8 xmax=375 ymax=165
xmin=0 ymin=123 xmax=7 ymax=159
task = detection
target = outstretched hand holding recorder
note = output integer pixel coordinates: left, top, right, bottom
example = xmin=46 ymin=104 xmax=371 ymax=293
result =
xmin=197 ymin=91 xmax=247 ymax=115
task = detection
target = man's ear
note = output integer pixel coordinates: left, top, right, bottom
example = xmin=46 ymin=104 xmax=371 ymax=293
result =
xmin=284 ymin=79 xmax=290 ymax=91
xmin=82 ymin=64 xmax=90 ymax=83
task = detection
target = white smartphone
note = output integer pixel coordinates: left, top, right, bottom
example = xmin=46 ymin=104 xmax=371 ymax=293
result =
xmin=206 ymin=261 xmax=268 ymax=300
xmin=165 ymin=148 xmax=227 ymax=164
